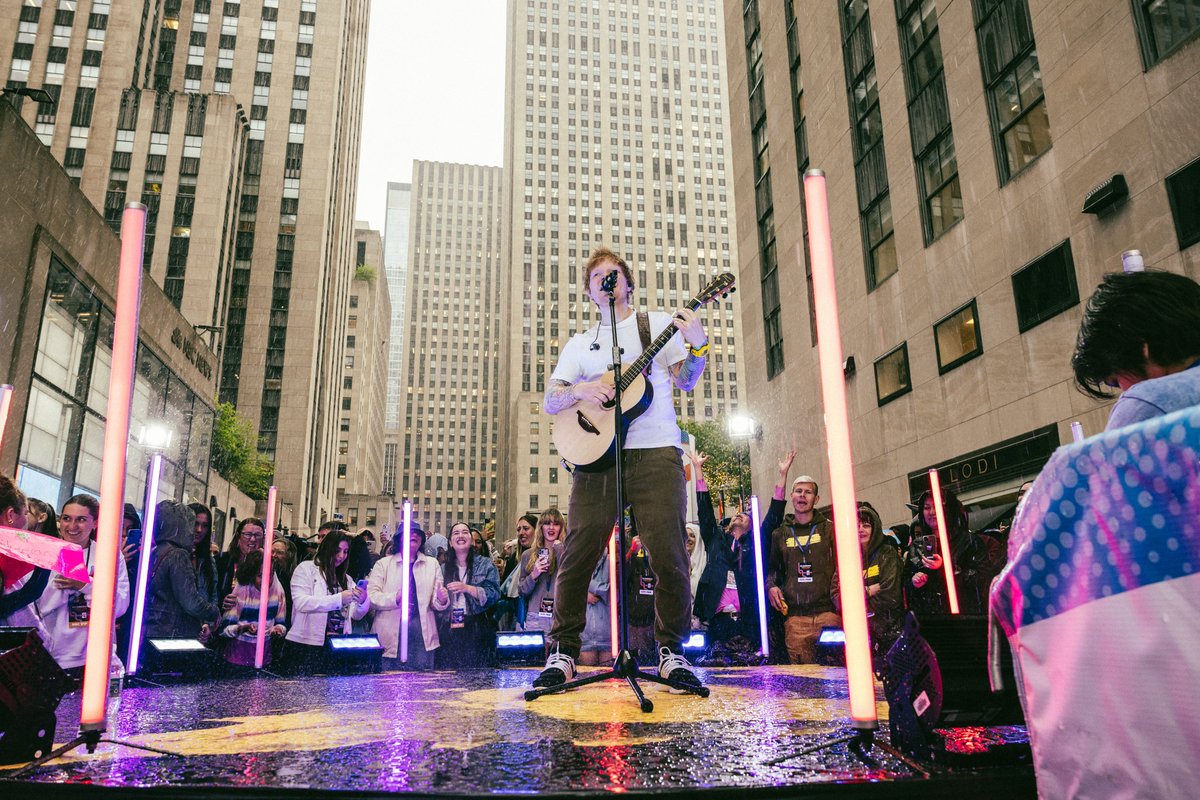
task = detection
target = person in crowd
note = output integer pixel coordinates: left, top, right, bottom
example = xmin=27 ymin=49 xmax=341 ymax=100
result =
xmin=145 ymin=501 xmax=220 ymax=640
xmin=1071 ymin=269 xmax=1200 ymax=430
xmin=470 ymin=527 xmax=491 ymax=559
xmin=23 ymin=495 xmax=130 ymax=677
xmin=271 ymin=536 xmax=298 ymax=627
xmin=217 ymin=518 xmax=266 ymax=601
xmin=837 ymin=503 xmax=902 ymax=672
xmin=187 ymin=502 xmax=219 ymax=607
xmin=0 ymin=475 xmax=47 ymax=624
xmin=623 ymin=527 xmax=659 ymax=665
xmin=367 ymin=523 xmax=449 ymax=670
xmin=688 ymin=451 xmax=773 ymax=651
xmin=218 ymin=549 xmax=287 ymax=668
xmin=534 ymin=246 xmax=710 ymax=689
xmin=686 ymin=522 xmax=706 ymax=628
xmin=285 ymin=530 xmax=370 ymax=673
xmin=765 ymin=452 xmax=841 ymax=665
xmin=346 ymin=530 xmax=375 ymax=583
xmin=113 ymin=503 xmax=143 ymax=657
xmin=516 ymin=515 xmax=563 ymax=633
xmin=25 ymin=497 xmax=55 ymax=534
xmin=436 ymin=522 xmax=500 ymax=668
xmin=423 ymin=528 xmax=449 ymax=561
xmin=539 ymin=508 xmax=567 ymax=547
xmin=500 ymin=513 xmax=537 ymax=584
xmin=578 ymin=547 xmax=611 ymax=666
xmin=903 ymin=486 xmax=1004 ymax=616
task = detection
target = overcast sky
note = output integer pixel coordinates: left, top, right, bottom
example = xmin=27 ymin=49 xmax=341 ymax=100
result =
xmin=354 ymin=2 xmax=507 ymax=231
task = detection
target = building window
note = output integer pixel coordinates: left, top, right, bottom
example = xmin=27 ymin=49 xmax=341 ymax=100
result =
xmin=874 ymin=343 xmax=912 ymax=406
xmin=840 ymin=0 xmax=897 ymax=289
xmin=1133 ymin=0 xmax=1200 ymax=67
xmin=933 ymin=299 xmax=982 ymax=374
xmin=1165 ymin=156 xmax=1200 ymax=250
xmin=744 ymin=0 xmax=784 ymax=377
xmin=1012 ymin=240 xmax=1079 ymax=333
xmin=340 ymin=417 xmax=350 ymax=432
xmin=972 ymin=0 xmax=1051 ymax=183
xmin=896 ymin=0 xmax=963 ymax=242
xmin=337 ymin=464 xmax=347 ymax=478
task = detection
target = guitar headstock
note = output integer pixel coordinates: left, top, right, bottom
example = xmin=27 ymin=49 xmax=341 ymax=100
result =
xmin=694 ymin=272 xmax=737 ymax=307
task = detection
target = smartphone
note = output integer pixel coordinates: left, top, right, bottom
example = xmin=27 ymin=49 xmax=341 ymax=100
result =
xmin=125 ymin=529 xmax=143 ymax=549
xmin=538 ymin=547 xmax=549 ymax=561
xmin=921 ymin=535 xmax=937 ymax=556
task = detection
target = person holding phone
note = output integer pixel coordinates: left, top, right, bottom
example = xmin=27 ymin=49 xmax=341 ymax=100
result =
xmin=516 ymin=518 xmax=562 ymax=634
xmin=902 ymin=487 xmax=1004 ymax=616
xmin=285 ymin=530 xmax=370 ymax=674
xmin=436 ymin=522 xmax=500 ymax=668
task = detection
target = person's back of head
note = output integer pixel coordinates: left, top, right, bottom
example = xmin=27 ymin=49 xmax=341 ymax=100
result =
xmin=1072 ymin=270 xmax=1200 ymax=399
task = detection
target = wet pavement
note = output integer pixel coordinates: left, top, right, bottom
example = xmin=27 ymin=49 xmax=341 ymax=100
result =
xmin=0 ymin=666 xmax=1034 ymax=796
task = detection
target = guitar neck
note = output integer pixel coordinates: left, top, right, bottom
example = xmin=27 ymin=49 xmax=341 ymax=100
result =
xmin=618 ymin=299 xmax=702 ymax=391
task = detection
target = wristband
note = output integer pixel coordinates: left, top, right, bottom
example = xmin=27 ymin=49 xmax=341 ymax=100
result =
xmin=688 ymin=341 xmax=710 ymax=357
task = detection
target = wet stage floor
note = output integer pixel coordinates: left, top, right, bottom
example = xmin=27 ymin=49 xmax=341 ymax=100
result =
xmin=1 ymin=665 xmax=1035 ymax=797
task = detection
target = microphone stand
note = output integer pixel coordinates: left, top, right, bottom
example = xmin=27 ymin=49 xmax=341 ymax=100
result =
xmin=526 ymin=283 xmax=709 ymax=712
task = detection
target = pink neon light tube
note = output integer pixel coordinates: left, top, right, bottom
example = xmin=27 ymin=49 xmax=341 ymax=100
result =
xmin=0 ymin=384 xmax=13 ymax=455
xmin=749 ymin=495 xmax=769 ymax=657
xmin=400 ymin=500 xmax=412 ymax=662
xmin=928 ymin=469 xmax=960 ymax=614
xmin=802 ymin=170 xmax=876 ymax=728
xmin=255 ymin=485 xmax=279 ymax=668
xmin=608 ymin=526 xmax=619 ymax=659
xmin=82 ymin=202 xmax=147 ymax=730
xmin=126 ymin=453 xmax=163 ymax=676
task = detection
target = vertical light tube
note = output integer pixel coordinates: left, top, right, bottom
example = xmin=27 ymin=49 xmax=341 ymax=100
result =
xmin=802 ymin=170 xmax=876 ymax=728
xmin=254 ymin=485 xmax=278 ymax=669
xmin=928 ymin=469 xmax=960 ymax=614
xmin=81 ymin=202 xmax=146 ymax=730
xmin=0 ymin=384 xmax=12 ymax=455
xmin=608 ymin=526 xmax=619 ymax=660
xmin=1071 ymin=421 xmax=1084 ymax=443
xmin=749 ymin=495 xmax=769 ymax=658
xmin=126 ymin=453 xmax=163 ymax=676
xmin=400 ymin=500 xmax=412 ymax=662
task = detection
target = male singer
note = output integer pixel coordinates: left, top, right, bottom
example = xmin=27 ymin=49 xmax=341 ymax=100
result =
xmin=533 ymin=247 xmax=709 ymax=688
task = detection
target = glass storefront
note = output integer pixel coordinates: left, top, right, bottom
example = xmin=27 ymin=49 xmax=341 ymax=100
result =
xmin=16 ymin=256 xmax=212 ymax=511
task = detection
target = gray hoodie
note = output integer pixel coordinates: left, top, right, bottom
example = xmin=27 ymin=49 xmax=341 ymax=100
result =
xmin=144 ymin=501 xmax=220 ymax=638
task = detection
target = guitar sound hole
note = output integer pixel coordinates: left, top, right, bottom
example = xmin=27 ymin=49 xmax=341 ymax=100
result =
xmin=576 ymin=410 xmax=600 ymax=436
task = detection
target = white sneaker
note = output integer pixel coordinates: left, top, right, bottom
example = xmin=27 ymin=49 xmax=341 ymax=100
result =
xmin=532 ymin=648 xmax=576 ymax=688
xmin=658 ymin=645 xmax=701 ymax=689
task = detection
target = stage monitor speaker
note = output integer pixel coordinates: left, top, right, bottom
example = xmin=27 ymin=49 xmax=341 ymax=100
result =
xmin=917 ymin=613 xmax=1024 ymax=726
xmin=0 ymin=630 xmax=77 ymax=765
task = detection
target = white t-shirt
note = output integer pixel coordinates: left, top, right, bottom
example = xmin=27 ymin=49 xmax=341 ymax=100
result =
xmin=551 ymin=309 xmax=687 ymax=450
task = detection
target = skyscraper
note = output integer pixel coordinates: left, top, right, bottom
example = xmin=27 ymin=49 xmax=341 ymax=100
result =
xmin=383 ymin=181 xmax=412 ymax=431
xmin=498 ymin=0 xmax=744 ymax=529
xmin=399 ymin=161 xmax=503 ymax=534
xmin=1 ymin=0 xmax=370 ymax=531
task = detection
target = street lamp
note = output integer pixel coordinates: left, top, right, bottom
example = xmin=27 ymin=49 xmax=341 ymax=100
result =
xmin=727 ymin=413 xmax=757 ymax=510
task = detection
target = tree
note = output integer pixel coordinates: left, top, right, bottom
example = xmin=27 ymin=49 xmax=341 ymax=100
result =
xmin=211 ymin=401 xmax=275 ymax=500
xmin=354 ymin=263 xmax=377 ymax=283
xmin=681 ymin=418 xmax=752 ymax=511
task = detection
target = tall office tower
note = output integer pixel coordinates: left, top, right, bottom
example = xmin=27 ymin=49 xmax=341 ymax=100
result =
xmin=498 ymin=0 xmax=744 ymax=529
xmin=337 ymin=225 xmax=390 ymax=498
xmin=383 ymin=181 xmax=412 ymax=430
xmin=1 ymin=0 xmax=370 ymax=531
xmin=724 ymin=0 xmax=1200 ymax=520
xmin=399 ymin=161 xmax=503 ymax=534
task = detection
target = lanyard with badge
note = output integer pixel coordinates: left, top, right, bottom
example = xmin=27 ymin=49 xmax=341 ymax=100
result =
xmin=788 ymin=524 xmax=818 ymax=584
xmin=66 ymin=545 xmax=95 ymax=628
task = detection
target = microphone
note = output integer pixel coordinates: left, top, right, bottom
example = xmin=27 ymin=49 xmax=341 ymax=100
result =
xmin=590 ymin=343 xmax=600 ymax=351
xmin=600 ymin=269 xmax=619 ymax=294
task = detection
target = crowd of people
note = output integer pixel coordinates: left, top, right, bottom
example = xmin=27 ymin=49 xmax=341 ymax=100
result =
xmin=0 ymin=462 xmax=1012 ymax=681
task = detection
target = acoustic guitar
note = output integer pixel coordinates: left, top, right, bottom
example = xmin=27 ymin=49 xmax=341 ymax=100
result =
xmin=552 ymin=272 xmax=736 ymax=472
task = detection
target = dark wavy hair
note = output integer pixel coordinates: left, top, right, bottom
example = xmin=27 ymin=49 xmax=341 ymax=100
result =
xmin=314 ymin=530 xmax=352 ymax=593
xmin=1071 ymin=270 xmax=1200 ymax=399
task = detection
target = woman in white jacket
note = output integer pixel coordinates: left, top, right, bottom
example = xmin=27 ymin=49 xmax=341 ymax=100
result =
xmin=285 ymin=530 xmax=369 ymax=674
xmin=368 ymin=523 xmax=449 ymax=669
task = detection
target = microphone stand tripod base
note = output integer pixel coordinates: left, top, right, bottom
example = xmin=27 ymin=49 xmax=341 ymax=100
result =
xmin=524 ymin=648 xmax=710 ymax=713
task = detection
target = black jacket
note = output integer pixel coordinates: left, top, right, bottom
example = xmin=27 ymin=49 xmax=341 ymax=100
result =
xmin=692 ymin=490 xmax=773 ymax=622
xmin=145 ymin=501 xmax=220 ymax=638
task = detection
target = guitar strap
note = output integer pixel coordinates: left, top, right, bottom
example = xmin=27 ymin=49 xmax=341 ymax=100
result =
xmin=636 ymin=311 xmax=652 ymax=376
